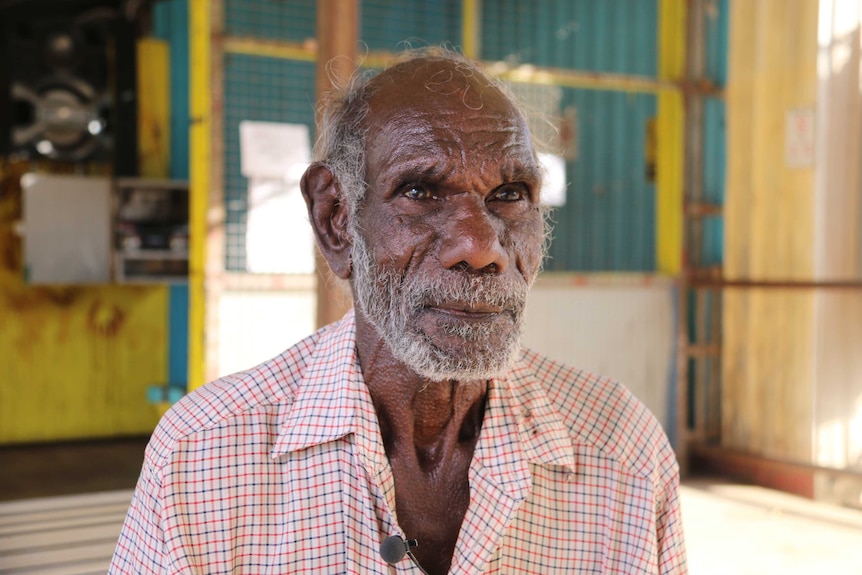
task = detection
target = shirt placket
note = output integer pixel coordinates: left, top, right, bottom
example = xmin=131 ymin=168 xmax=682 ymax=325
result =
xmin=447 ymin=381 xmax=532 ymax=575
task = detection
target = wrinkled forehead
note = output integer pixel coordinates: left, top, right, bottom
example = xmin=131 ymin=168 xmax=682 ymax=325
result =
xmin=364 ymin=58 xmax=535 ymax=159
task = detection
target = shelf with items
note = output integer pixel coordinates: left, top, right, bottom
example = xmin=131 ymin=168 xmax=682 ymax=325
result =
xmin=114 ymin=178 xmax=189 ymax=283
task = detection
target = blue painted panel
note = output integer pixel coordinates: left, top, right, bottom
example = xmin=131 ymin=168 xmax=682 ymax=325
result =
xmin=153 ymin=0 xmax=190 ymax=180
xmin=153 ymin=0 xmax=190 ymax=388
xmin=701 ymin=0 xmax=728 ymax=268
xmin=546 ymin=89 xmax=657 ymax=272
xmin=702 ymin=98 xmax=725 ymax=268
xmin=704 ymin=0 xmax=729 ymax=85
xmin=361 ymin=0 xmax=462 ymax=51
xmin=168 ymin=284 xmax=189 ymax=385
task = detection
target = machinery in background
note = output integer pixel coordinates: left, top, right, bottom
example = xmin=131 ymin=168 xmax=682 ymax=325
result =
xmin=0 ymin=0 xmax=137 ymax=173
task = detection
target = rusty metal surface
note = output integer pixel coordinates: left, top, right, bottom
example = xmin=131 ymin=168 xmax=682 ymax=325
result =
xmin=0 ymin=161 xmax=166 ymax=443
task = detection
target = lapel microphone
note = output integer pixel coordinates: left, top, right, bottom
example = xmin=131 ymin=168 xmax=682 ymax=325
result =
xmin=380 ymin=535 xmax=428 ymax=574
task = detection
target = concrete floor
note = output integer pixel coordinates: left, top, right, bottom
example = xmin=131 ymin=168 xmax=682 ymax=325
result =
xmin=681 ymin=477 xmax=862 ymax=575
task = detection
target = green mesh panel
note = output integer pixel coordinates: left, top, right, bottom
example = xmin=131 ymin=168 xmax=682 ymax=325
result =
xmin=224 ymin=0 xmax=316 ymax=42
xmin=223 ymin=54 xmax=316 ymax=271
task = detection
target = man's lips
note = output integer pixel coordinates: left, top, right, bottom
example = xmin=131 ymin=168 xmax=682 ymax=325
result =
xmin=423 ymin=303 xmax=507 ymax=318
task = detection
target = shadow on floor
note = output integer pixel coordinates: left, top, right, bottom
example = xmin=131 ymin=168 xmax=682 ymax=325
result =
xmin=0 ymin=436 xmax=149 ymax=501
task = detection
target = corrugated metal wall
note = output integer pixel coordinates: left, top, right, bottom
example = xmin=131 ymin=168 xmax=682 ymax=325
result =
xmin=522 ymin=276 xmax=676 ymax=431
xmin=813 ymin=0 xmax=862 ymax=478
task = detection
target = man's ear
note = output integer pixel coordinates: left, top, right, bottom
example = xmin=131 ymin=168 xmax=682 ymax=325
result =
xmin=300 ymin=162 xmax=352 ymax=279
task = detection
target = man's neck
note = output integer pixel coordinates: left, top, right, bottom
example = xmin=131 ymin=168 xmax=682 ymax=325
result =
xmin=353 ymin=308 xmax=489 ymax=575
xmin=353 ymin=311 xmax=488 ymax=463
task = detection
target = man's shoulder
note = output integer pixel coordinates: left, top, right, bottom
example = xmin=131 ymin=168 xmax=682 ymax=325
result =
xmin=517 ymin=349 xmax=674 ymax=478
xmin=145 ymin=328 xmax=327 ymax=467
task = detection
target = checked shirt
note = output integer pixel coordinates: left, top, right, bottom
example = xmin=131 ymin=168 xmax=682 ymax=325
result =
xmin=110 ymin=310 xmax=687 ymax=574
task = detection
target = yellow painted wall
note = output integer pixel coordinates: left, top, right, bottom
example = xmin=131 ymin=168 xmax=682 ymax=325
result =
xmin=723 ymin=0 xmax=819 ymax=461
xmin=138 ymin=39 xmax=171 ymax=179
xmin=0 ymin=37 xmax=173 ymax=444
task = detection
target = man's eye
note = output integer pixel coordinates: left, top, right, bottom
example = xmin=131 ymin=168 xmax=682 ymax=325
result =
xmin=402 ymin=186 xmax=436 ymax=200
xmin=491 ymin=184 xmax=527 ymax=202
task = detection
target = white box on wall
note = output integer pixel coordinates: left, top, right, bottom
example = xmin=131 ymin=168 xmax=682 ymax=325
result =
xmin=21 ymin=173 xmax=112 ymax=284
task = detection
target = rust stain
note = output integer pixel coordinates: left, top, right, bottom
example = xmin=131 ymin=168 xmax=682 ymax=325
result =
xmin=39 ymin=286 xmax=81 ymax=306
xmin=87 ymin=300 xmax=126 ymax=337
xmin=0 ymin=166 xmax=23 ymax=274
xmin=1 ymin=229 xmax=20 ymax=272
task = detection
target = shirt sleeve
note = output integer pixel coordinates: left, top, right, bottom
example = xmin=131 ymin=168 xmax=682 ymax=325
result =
xmin=656 ymin=454 xmax=689 ymax=575
xmin=108 ymin=460 xmax=169 ymax=574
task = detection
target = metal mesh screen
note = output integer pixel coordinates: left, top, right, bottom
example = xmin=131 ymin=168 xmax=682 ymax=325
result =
xmin=224 ymin=0 xmax=316 ymax=41
xmin=360 ymin=0 xmax=462 ymax=51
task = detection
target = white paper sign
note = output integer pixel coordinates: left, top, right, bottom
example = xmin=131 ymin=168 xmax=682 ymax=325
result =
xmin=240 ymin=121 xmax=310 ymax=179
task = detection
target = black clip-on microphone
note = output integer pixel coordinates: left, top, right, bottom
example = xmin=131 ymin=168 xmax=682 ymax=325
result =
xmin=380 ymin=534 xmax=428 ymax=574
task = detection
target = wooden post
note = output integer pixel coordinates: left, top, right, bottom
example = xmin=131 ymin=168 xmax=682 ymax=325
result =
xmin=313 ymin=0 xmax=359 ymax=328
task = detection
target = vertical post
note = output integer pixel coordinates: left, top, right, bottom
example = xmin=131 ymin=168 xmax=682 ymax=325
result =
xmin=686 ymin=0 xmax=707 ymax=450
xmin=657 ymin=0 xmax=688 ymax=468
xmin=656 ymin=0 xmax=686 ymax=276
xmin=205 ymin=0 xmax=225 ymax=384
xmin=462 ymin=0 xmax=480 ymax=59
xmin=188 ymin=0 xmax=210 ymax=390
xmin=314 ymin=0 xmax=359 ymax=328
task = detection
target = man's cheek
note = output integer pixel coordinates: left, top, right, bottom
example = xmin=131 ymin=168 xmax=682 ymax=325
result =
xmin=509 ymin=223 xmax=545 ymax=275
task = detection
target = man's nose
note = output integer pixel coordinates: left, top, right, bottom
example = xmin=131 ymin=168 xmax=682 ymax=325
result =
xmin=438 ymin=198 xmax=509 ymax=273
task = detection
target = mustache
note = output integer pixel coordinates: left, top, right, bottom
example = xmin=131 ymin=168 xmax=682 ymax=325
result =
xmin=399 ymin=271 xmax=529 ymax=313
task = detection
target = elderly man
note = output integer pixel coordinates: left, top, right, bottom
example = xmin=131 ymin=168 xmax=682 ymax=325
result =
xmin=110 ymin=49 xmax=687 ymax=574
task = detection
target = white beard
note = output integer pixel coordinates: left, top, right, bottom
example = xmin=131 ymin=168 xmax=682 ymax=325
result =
xmin=350 ymin=232 xmax=536 ymax=381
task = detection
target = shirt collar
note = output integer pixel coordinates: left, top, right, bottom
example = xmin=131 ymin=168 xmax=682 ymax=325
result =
xmin=270 ymin=309 xmax=379 ymax=459
xmin=271 ymin=311 xmax=575 ymax=475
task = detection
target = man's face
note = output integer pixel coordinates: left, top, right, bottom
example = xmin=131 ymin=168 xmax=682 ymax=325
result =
xmin=350 ymin=61 xmax=546 ymax=381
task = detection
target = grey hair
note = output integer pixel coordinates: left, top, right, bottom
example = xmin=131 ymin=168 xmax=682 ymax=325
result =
xmin=311 ymin=47 xmax=538 ymax=231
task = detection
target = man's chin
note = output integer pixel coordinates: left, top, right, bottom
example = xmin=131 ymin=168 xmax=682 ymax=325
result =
xmin=386 ymin=328 xmax=521 ymax=382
